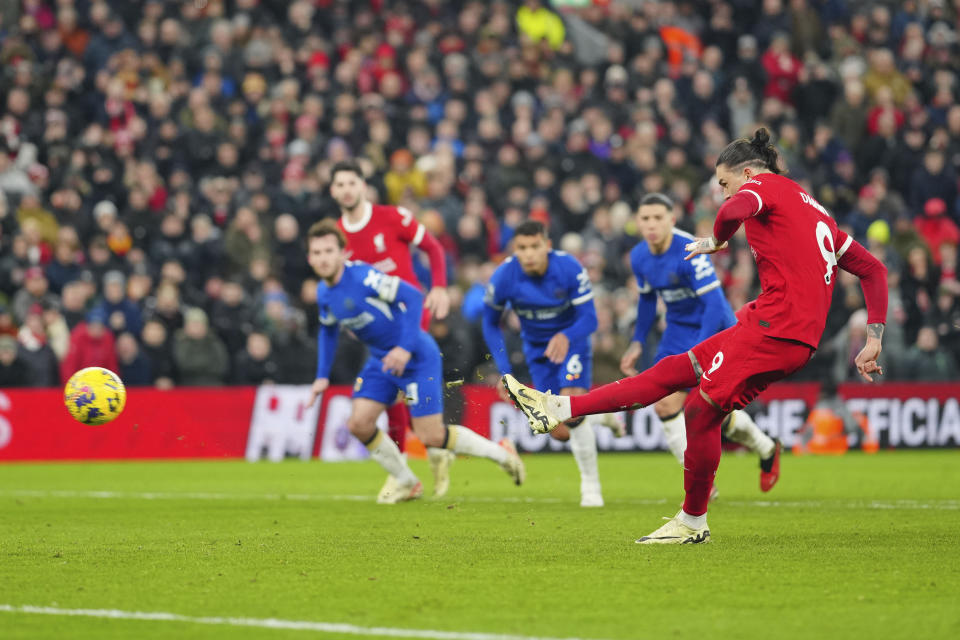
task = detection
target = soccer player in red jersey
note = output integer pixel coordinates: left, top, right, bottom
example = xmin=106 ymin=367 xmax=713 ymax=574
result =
xmin=328 ymin=160 xmax=454 ymax=502
xmin=503 ymin=129 xmax=888 ymax=543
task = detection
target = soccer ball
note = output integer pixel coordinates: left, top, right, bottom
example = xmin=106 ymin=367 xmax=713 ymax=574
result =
xmin=64 ymin=367 xmax=126 ymax=425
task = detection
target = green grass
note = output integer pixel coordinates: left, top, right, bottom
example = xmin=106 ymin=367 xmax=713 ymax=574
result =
xmin=1 ymin=450 xmax=958 ymax=640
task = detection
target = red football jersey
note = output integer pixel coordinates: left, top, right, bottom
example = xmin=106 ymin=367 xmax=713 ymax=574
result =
xmin=727 ymin=173 xmax=851 ymax=349
xmin=338 ymin=202 xmax=425 ymax=288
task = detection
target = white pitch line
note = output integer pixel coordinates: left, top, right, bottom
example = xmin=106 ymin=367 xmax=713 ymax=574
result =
xmin=0 ymin=604 xmax=609 ymax=640
xmin=0 ymin=489 xmax=957 ymax=510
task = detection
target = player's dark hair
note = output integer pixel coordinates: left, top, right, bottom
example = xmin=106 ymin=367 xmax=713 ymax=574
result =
xmin=640 ymin=193 xmax=675 ymax=210
xmin=515 ymin=220 xmax=547 ymax=237
xmin=715 ymin=128 xmax=783 ymax=174
xmin=330 ymin=159 xmax=365 ymax=181
xmin=307 ymin=218 xmax=347 ymax=248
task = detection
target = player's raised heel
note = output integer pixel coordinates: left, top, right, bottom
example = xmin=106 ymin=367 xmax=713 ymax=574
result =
xmin=636 ymin=511 xmax=711 ymax=544
xmin=378 ymin=480 xmax=423 ymax=504
xmin=501 ymin=374 xmax=562 ymax=434
xmin=429 ymin=448 xmax=456 ymax=497
xmin=760 ymin=438 xmax=782 ymax=492
xmin=498 ymin=438 xmax=526 ymax=486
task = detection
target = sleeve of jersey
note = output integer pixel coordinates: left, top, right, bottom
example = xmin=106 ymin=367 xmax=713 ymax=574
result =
xmin=415 ymin=228 xmax=448 ymax=288
xmin=836 ymin=234 xmax=889 ymax=325
xmin=389 ymin=278 xmax=425 ymax=353
xmin=481 ymin=272 xmax=512 ymax=374
xmin=315 ymin=312 xmax=339 ymax=380
xmin=713 ymin=189 xmax=765 ymax=244
xmin=630 ymin=253 xmax=656 ymax=344
xmin=695 ymin=287 xmax=730 ymax=343
xmin=562 ymin=263 xmax=598 ymax=342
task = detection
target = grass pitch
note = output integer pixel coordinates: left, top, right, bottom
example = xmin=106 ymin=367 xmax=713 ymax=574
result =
xmin=1 ymin=450 xmax=958 ymax=640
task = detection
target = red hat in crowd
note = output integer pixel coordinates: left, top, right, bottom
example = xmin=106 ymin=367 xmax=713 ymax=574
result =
xmin=307 ymin=51 xmax=330 ymax=70
xmin=924 ymin=198 xmax=947 ymax=217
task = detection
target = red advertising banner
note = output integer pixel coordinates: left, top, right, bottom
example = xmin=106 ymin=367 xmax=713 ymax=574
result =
xmin=0 ymin=383 xmax=957 ymax=462
xmin=0 ymin=387 xmax=256 ymax=461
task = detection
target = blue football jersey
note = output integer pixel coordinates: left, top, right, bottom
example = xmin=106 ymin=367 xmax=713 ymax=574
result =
xmin=629 ymin=229 xmax=735 ymax=330
xmin=485 ymin=251 xmax=595 ymax=345
xmin=316 ymin=261 xmax=422 ymax=360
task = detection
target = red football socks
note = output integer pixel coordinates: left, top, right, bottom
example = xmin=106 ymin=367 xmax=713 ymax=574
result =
xmin=569 ymin=353 xmax=698 ymax=416
xmin=385 ymin=402 xmax=410 ymax=452
xmin=681 ymin=390 xmax=724 ymax=516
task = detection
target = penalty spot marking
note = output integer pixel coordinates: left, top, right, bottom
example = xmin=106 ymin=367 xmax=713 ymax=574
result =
xmin=0 ymin=604 xmax=609 ymax=640
xmin=0 ymin=489 xmax=958 ymax=510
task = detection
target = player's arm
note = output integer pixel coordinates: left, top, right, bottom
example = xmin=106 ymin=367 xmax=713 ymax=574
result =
xmin=684 ymin=190 xmax=761 ymax=259
xmin=481 ymin=279 xmax=513 ymax=376
xmin=370 ymin=271 xmax=424 ymax=376
xmin=398 ymin=206 xmax=450 ymax=319
xmin=622 ymin=277 xmax=656 ymax=376
xmin=548 ymin=265 xmax=597 ymax=364
xmin=836 ymin=233 xmax=889 ymax=382
xmin=416 ymin=230 xmax=451 ymax=319
xmin=310 ymin=313 xmax=339 ymax=406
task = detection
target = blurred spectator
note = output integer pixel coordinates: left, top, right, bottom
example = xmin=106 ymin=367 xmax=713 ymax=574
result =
xmin=0 ymin=334 xmax=30 ymax=387
xmin=12 ymin=266 xmax=57 ymax=324
xmin=16 ymin=305 xmax=58 ymax=386
xmin=172 ymin=307 xmax=228 ymax=386
xmin=915 ymin=199 xmax=960 ymax=266
xmin=232 ymin=331 xmax=279 ymax=385
xmin=141 ymin=319 xmax=175 ymax=389
xmin=116 ymin=331 xmax=152 ymax=386
xmin=899 ymin=326 xmax=959 ymax=382
xmin=60 ymin=308 xmax=118 ymax=382
xmin=91 ymin=270 xmax=143 ymax=336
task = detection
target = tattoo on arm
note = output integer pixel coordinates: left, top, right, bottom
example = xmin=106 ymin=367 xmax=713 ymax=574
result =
xmin=867 ymin=323 xmax=884 ymax=340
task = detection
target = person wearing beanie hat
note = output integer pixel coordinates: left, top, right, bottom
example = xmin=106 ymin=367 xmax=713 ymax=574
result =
xmin=916 ymin=198 xmax=960 ymax=265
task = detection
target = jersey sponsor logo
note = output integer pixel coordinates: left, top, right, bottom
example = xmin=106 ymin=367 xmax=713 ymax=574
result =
xmin=340 ymin=311 xmax=376 ymax=331
xmin=514 ymin=302 xmax=572 ymax=320
xmin=660 ymin=287 xmax=696 ymax=303
xmin=372 ymin=257 xmax=398 ymax=274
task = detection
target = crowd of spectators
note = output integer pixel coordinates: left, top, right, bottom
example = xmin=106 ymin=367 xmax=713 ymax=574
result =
xmin=1 ymin=0 xmax=960 ymax=393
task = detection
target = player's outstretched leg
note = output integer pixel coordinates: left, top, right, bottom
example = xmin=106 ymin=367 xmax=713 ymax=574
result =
xmin=503 ymin=353 xmax=698 ymax=434
xmin=722 ymin=410 xmax=781 ymax=492
xmin=415 ymin=416 xmax=525 ymax=489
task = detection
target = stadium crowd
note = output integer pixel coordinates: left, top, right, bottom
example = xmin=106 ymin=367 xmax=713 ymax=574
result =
xmin=1 ymin=0 xmax=960 ymax=393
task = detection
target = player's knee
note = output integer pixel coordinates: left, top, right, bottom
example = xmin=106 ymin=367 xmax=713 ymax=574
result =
xmin=347 ymin=415 xmax=375 ymax=439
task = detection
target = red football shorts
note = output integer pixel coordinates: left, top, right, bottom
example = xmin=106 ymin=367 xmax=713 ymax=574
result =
xmin=689 ymin=321 xmax=814 ymax=413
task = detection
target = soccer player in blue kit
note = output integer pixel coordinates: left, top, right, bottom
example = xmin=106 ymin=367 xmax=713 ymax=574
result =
xmin=305 ymin=220 xmax=525 ymax=503
xmin=482 ymin=221 xmax=623 ymax=507
xmin=619 ymin=194 xmax=782 ymax=492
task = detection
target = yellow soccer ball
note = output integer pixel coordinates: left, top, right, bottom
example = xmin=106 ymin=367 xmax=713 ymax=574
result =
xmin=64 ymin=367 xmax=126 ymax=425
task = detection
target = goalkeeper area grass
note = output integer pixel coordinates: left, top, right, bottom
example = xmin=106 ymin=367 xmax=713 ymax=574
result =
xmin=1 ymin=450 xmax=957 ymax=640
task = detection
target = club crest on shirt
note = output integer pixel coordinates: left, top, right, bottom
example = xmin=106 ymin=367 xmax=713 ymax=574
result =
xmin=553 ymin=288 xmax=566 ymax=299
xmin=374 ymin=233 xmax=387 ymax=253
xmin=344 ymin=298 xmax=354 ymax=310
